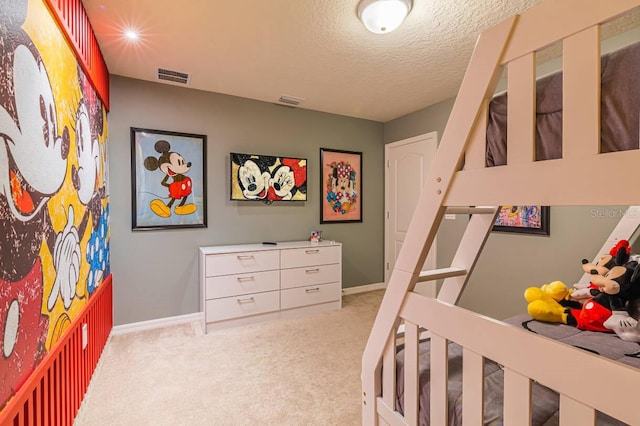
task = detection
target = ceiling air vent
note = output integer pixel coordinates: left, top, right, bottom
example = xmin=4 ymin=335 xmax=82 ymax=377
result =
xmin=157 ymin=68 xmax=190 ymax=84
xmin=277 ymin=95 xmax=304 ymax=107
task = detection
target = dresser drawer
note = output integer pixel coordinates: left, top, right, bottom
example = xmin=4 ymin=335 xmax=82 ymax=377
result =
xmin=280 ymin=245 xmax=340 ymax=269
xmin=281 ymin=282 xmax=341 ymax=310
xmin=205 ymin=291 xmax=280 ymax=322
xmin=280 ymin=263 xmax=340 ymax=290
xmin=205 ymin=250 xmax=279 ymax=277
xmin=205 ymin=270 xmax=280 ymax=299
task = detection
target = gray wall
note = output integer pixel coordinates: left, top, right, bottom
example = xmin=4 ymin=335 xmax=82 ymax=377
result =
xmin=109 ymin=75 xmax=628 ymax=326
xmin=109 ymin=76 xmax=384 ymax=325
xmin=385 ymin=99 xmax=622 ymax=320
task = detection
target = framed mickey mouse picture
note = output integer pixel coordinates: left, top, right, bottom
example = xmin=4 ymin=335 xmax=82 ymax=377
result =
xmin=320 ymin=148 xmax=362 ymax=223
xmin=130 ymin=127 xmax=207 ymax=231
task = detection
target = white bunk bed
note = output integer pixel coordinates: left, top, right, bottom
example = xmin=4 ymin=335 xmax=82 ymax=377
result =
xmin=361 ymin=1 xmax=640 ymax=425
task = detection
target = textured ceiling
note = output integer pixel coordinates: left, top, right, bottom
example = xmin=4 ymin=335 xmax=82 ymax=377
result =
xmin=82 ymin=0 xmax=590 ymax=122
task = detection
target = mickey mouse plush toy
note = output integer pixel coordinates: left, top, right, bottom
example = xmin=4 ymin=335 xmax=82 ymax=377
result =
xmin=527 ymin=262 xmax=636 ymax=330
xmin=571 ymin=240 xmax=631 ymax=302
xmin=603 ymin=262 xmax=640 ymax=342
xmin=144 ymin=140 xmax=196 ymax=217
xmin=526 ymin=240 xmax=640 ymax=341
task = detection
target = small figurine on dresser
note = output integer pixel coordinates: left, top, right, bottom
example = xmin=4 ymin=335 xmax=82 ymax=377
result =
xmin=310 ymin=230 xmax=323 ymax=243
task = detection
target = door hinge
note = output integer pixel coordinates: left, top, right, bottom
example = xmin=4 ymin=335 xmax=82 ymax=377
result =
xmin=386 ymin=160 xmax=390 ymax=168
xmin=386 ymin=211 xmax=389 ymax=219
xmin=386 ymin=262 xmax=390 ymax=270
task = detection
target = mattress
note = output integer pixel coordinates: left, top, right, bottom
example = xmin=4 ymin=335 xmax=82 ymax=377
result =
xmin=395 ymin=314 xmax=640 ymax=425
xmin=485 ymin=40 xmax=640 ymax=166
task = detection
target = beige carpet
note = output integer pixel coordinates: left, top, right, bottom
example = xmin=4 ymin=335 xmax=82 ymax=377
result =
xmin=74 ymin=290 xmax=384 ymax=426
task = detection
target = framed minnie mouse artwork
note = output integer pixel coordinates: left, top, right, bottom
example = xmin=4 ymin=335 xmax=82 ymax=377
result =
xmin=320 ymin=148 xmax=362 ymax=223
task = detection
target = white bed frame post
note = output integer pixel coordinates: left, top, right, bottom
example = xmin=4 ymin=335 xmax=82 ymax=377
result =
xmin=361 ymin=16 xmax=518 ymax=425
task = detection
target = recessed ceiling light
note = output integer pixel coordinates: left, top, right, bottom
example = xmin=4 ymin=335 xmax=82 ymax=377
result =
xmin=124 ymin=29 xmax=139 ymax=41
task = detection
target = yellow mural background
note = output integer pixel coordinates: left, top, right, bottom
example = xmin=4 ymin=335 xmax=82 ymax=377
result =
xmin=23 ymin=0 xmax=109 ymax=350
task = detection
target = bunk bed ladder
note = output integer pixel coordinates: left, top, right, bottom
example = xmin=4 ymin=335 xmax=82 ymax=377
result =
xmin=437 ymin=206 xmax=500 ymax=305
xmin=385 ymin=206 xmax=500 ymax=423
xmin=396 ymin=206 xmax=499 ymax=339
xmin=361 ymin=12 xmax=519 ymax=425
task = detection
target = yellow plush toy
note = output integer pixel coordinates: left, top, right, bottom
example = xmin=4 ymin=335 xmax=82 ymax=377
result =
xmin=524 ymin=281 xmax=581 ymax=324
xmin=525 ymin=281 xmax=573 ymax=304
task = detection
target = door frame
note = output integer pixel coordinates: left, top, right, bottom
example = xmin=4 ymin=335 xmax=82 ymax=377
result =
xmin=384 ymin=132 xmax=438 ymax=287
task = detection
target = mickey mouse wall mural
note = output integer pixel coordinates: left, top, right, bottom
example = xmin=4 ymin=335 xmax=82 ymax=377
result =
xmin=131 ymin=128 xmax=207 ymax=230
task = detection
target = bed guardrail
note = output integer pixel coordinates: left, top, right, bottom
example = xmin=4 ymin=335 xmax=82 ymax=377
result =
xmin=454 ymin=1 xmax=640 ymax=207
xmin=385 ymin=293 xmax=639 ymax=424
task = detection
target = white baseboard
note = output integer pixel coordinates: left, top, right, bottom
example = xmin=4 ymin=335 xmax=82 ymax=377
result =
xmin=342 ymin=282 xmax=386 ymax=296
xmin=112 ymin=312 xmax=203 ymax=336
xmin=112 ymin=285 xmax=385 ymax=335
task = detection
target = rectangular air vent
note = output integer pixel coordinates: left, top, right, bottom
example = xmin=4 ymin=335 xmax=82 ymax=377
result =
xmin=277 ymin=95 xmax=304 ymax=106
xmin=157 ymin=68 xmax=190 ymax=84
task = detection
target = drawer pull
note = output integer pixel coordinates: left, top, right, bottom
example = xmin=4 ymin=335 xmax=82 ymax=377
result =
xmin=305 ymin=268 xmax=320 ymax=274
xmin=305 ymin=287 xmax=320 ymax=293
xmin=236 ymin=276 xmax=255 ymax=282
xmin=237 ymin=255 xmax=255 ymax=260
xmin=236 ymin=297 xmax=255 ymax=304
xmin=305 ymin=249 xmax=320 ymax=254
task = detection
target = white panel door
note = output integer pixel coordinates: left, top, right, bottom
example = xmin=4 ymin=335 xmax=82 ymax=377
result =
xmin=385 ymin=132 xmax=438 ymax=296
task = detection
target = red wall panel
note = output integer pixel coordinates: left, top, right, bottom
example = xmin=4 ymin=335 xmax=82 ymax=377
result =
xmin=0 ymin=275 xmax=113 ymax=426
xmin=44 ymin=0 xmax=110 ymax=110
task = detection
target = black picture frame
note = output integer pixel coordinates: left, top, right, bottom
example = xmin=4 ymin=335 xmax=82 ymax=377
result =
xmin=229 ymin=152 xmax=308 ymax=203
xmin=320 ymin=148 xmax=363 ymax=223
xmin=131 ymin=127 xmax=207 ymax=231
xmin=493 ymin=205 xmax=550 ymax=235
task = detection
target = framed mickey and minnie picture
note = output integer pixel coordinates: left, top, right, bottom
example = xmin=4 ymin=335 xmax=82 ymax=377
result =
xmin=320 ymin=148 xmax=362 ymax=223
xmin=230 ymin=153 xmax=308 ymax=203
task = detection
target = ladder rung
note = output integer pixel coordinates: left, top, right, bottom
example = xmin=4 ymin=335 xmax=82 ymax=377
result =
xmin=418 ymin=267 xmax=467 ymax=282
xmin=445 ymin=206 xmax=498 ymax=215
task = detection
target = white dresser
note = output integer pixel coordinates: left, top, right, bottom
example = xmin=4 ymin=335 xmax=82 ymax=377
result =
xmin=199 ymin=241 xmax=342 ymax=332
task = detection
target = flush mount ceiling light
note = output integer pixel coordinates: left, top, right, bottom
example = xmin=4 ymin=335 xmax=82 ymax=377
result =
xmin=357 ymin=0 xmax=412 ymax=34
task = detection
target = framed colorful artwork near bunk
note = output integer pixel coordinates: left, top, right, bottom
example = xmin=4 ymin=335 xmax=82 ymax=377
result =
xmin=320 ymin=148 xmax=362 ymax=223
xmin=130 ymin=127 xmax=207 ymax=230
xmin=493 ymin=205 xmax=550 ymax=235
